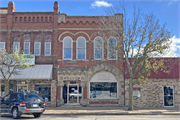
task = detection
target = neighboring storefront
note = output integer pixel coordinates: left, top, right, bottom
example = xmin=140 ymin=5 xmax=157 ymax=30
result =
xmin=124 ymin=58 xmax=180 ymax=108
xmin=125 ymin=79 xmax=179 ymax=108
xmin=0 ymin=65 xmax=55 ymax=107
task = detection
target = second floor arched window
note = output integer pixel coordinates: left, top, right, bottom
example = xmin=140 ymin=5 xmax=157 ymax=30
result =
xmin=94 ymin=37 xmax=103 ymax=60
xmin=108 ymin=37 xmax=117 ymax=60
xmin=63 ymin=36 xmax=72 ymax=60
xmin=77 ymin=37 xmax=86 ymax=60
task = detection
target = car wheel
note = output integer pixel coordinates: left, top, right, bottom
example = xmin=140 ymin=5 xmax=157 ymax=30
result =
xmin=33 ymin=113 xmax=42 ymax=118
xmin=12 ymin=107 xmax=20 ymax=119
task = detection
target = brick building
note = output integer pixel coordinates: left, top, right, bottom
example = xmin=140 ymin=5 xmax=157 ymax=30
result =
xmin=0 ymin=1 xmax=179 ymax=108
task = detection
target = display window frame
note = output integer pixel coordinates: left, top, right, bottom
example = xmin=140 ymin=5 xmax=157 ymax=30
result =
xmin=89 ymin=71 xmax=118 ymax=100
xmin=34 ymin=84 xmax=51 ymax=102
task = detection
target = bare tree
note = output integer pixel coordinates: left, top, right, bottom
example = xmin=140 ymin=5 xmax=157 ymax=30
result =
xmin=99 ymin=1 xmax=172 ymax=110
xmin=0 ymin=48 xmax=32 ymax=95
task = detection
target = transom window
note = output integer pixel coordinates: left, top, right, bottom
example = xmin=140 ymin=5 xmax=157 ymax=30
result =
xmin=13 ymin=42 xmax=20 ymax=53
xmin=63 ymin=37 xmax=72 ymax=60
xmin=45 ymin=42 xmax=51 ymax=56
xmin=24 ymin=42 xmax=30 ymax=55
xmin=94 ymin=37 xmax=103 ymax=60
xmin=34 ymin=42 xmax=41 ymax=55
xmin=108 ymin=37 xmax=117 ymax=60
xmin=77 ymin=37 xmax=86 ymax=60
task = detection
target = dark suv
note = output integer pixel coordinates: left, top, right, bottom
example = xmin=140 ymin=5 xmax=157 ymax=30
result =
xmin=0 ymin=93 xmax=45 ymax=119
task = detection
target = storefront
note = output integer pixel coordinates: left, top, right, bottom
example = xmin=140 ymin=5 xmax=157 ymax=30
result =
xmin=57 ymin=63 xmax=125 ymax=107
xmin=0 ymin=64 xmax=56 ymax=107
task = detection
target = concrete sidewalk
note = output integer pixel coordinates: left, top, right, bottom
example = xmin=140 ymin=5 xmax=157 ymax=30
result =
xmin=44 ymin=106 xmax=180 ymax=115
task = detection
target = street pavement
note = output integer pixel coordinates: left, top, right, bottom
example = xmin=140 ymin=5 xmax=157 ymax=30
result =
xmin=0 ymin=114 xmax=180 ymax=120
xmin=44 ymin=106 xmax=180 ymax=115
xmin=1 ymin=106 xmax=180 ymax=120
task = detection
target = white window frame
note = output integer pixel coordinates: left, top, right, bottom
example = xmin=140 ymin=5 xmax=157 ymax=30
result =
xmin=94 ymin=37 xmax=104 ymax=60
xmin=163 ymin=86 xmax=174 ymax=107
xmin=76 ymin=37 xmax=86 ymax=60
xmin=13 ymin=42 xmax=20 ymax=53
xmin=34 ymin=42 xmax=41 ymax=56
xmin=24 ymin=42 xmax=30 ymax=55
xmin=0 ymin=42 xmax=5 ymax=52
xmin=63 ymin=36 xmax=73 ymax=60
xmin=108 ymin=37 xmax=117 ymax=60
xmin=44 ymin=42 xmax=51 ymax=56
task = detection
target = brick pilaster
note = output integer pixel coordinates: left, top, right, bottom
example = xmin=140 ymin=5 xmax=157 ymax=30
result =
xmin=41 ymin=32 xmax=44 ymax=55
xmin=83 ymin=86 xmax=87 ymax=99
xmin=30 ymin=33 xmax=33 ymax=54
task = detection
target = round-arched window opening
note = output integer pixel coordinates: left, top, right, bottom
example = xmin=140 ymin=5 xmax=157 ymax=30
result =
xmin=89 ymin=71 xmax=118 ymax=99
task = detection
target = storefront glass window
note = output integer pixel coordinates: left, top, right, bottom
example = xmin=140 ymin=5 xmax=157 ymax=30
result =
xmin=90 ymin=82 xmax=117 ymax=99
xmin=164 ymin=86 xmax=173 ymax=106
xmin=0 ymin=84 xmax=5 ymax=97
xmin=34 ymin=84 xmax=51 ymax=102
xmin=0 ymin=84 xmax=14 ymax=97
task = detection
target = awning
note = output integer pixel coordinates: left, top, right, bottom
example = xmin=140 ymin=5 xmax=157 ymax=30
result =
xmin=0 ymin=65 xmax=53 ymax=80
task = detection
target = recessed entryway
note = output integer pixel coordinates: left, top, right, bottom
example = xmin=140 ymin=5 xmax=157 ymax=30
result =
xmin=63 ymin=84 xmax=82 ymax=105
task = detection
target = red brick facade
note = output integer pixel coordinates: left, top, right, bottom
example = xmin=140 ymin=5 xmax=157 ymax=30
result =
xmin=1 ymin=1 xmax=179 ymax=108
xmin=0 ymin=1 xmax=124 ymax=107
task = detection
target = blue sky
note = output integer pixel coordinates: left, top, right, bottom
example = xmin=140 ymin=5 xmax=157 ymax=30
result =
xmin=0 ymin=0 xmax=179 ymax=57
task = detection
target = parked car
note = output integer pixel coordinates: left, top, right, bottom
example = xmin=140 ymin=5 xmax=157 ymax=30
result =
xmin=70 ymin=92 xmax=82 ymax=99
xmin=0 ymin=92 xmax=45 ymax=119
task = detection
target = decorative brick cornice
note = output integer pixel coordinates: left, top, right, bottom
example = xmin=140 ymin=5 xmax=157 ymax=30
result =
xmin=0 ymin=29 xmax=55 ymax=33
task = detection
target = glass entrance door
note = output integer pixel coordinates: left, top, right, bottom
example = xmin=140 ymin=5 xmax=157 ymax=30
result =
xmin=67 ymin=84 xmax=82 ymax=104
xmin=68 ymin=84 xmax=78 ymax=104
xmin=17 ymin=85 xmax=28 ymax=93
xmin=164 ymin=86 xmax=174 ymax=107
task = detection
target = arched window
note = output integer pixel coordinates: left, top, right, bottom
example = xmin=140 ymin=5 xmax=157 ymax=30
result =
xmin=108 ymin=37 xmax=117 ymax=60
xmin=94 ymin=37 xmax=103 ymax=60
xmin=77 ymin=37 xmax=86 ymax=60
xmin=63 ymin=37 xmax=73 ymax=60
xmin=90 ymin=71 xmax=118 ymax=99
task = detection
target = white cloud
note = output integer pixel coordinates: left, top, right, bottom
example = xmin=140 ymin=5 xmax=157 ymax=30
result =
xmin=91 ymin=0 xmax=112 ymax=8
xmin=168 ymin=0 xmax=178 ymax=6
xmin=128 ymin=36 xmax=180 ymax=57
xmin=162 ymin=36 xmax=180 ymax=57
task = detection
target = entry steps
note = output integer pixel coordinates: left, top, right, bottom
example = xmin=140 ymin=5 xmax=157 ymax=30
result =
xmin=61 ymin=104 xmax=82 ymax=107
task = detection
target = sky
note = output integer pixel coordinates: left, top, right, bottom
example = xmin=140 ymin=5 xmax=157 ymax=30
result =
xmin=0 ymin=0 xmax=179 ymax=57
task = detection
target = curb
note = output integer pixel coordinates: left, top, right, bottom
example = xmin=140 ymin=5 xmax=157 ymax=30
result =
xmin=43 ymin=113 xmax=180 ymax=115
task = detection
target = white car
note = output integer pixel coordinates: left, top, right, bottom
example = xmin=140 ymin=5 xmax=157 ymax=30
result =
xmin=70 ymin=92 xmax=82 ymax=98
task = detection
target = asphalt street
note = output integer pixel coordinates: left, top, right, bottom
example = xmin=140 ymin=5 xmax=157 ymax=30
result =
xmin=0 ymin=114 xmax=180 ymax=120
